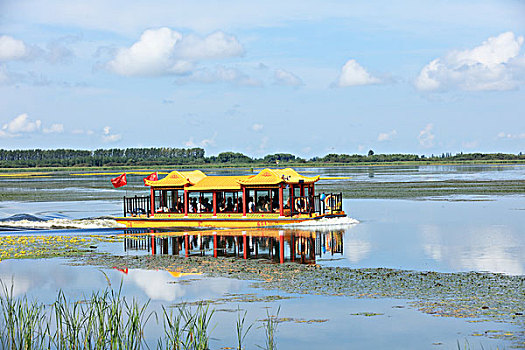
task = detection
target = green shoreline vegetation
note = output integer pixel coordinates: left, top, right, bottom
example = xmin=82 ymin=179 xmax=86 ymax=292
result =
xmin=0 ymin=148 xmax=524 ymax=170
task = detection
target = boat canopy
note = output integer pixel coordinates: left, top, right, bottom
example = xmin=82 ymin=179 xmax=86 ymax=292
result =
xmin=146 ymin=168 xmax=319 ymax=189
xmin=238 ymin=168 xmax=320 ymax=186
xmin=144 ymin=170 xmax=206 ymax=187
xmin=186 ymin=175 xmax=250 ymax=191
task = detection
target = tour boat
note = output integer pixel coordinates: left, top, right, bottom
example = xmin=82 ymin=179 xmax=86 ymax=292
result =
xmin=115 ymin=168 xmax=345 ymax=228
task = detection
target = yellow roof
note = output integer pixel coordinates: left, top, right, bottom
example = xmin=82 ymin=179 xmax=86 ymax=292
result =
xmin=237 ymin=168 xmax=319 ymax=186
xmin=146 ymin=170 xmax=207 ymax=187
xmin=145 ymin=168 xmax=318 ymax=188
xmin=187 ymin=175 xmax=251 ymax=191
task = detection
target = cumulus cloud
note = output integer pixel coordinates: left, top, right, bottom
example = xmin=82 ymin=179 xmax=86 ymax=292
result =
xmin=102 ymin=126 xmax=121 ymax=142
xmin=337 ymin=59 xmax=380 ymax=87
xmin=415 ymin=32 xmax=525 ymax=91
xmin=107 ymin=28 xmax=244 ymax=77
xmin=418 ymin=124 xmax=435 ymax=148
xmin=1 ymin=113 xmax=41 ymax=137
xmin=43 ymin=123 xmax=64 ymax=134
xmin=377 ymin=129 xmax=397 ymax=141
xmin=273 ymin=69 xmax=303 ymax=86
xmin=0 ymin=35 xmax=28 ymax=61
xmin=177 ymin=31 xmax=244 ymax=60
xmin=252 ymin=123 xmax=263 ymax=131
xmin=107 ymin=28 xmax=185 ymax=76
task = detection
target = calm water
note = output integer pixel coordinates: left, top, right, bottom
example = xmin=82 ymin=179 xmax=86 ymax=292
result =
xmin=0 ymin=164 xmax=524 ymax=348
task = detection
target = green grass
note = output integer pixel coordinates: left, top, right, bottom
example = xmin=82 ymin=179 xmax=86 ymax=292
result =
xmin=0 ymin=281 xmax=275 ymax=350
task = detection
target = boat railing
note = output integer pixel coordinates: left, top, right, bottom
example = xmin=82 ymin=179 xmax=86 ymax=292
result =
xmin=312 ymin=192 xmax=343 ymax=215
xmin=123 ymin=195 xmax=151 ymax=217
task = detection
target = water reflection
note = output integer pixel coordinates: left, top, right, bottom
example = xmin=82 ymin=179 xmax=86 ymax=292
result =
xmin=121 ymin=229 xmax=344 ymax=265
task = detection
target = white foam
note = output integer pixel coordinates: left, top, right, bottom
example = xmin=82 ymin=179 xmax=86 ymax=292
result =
xmin=0 ymin=218 xmax=125 ymax=229
xmin=285 ymin=216 xmax=359 ymax=229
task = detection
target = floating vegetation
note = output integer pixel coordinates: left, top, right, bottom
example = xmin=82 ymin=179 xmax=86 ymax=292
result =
xmin=350 ymin=312 xmax=384 ymax=317
xmin=0 ymin=235 xmax=102 ymax=260
xmin=78 ymin=254 xmax=525 ymax=346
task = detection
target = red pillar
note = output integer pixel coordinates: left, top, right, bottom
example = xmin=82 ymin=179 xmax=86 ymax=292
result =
xmin=213 ymin=192 xmax=217 ymax=216
xmin=279 ymin=185 xmax=284 ymax=216
xmin=213 ymin=232 xmax=217 ymax=258
xmin=151 ymin=235 xmax=156 ymax=255
xmin=150 ymin=188 xmax=155 ymax=216
xmin=243 ymin=231 xmax=247 ymax=260
xmin=242 ymin=187 xmax=247 ymax=216
xmin=291 ymin=234 xmax=295 ymax=262
xmin=290 ymin=185 xmax=294 ymax=215
xmin=184 ymin=233 xmax=189 ymax=257
xmin=184 ymin=189 xmax=188 ymax=216
xmin=279 ymin=230 xmax=284 ymax=264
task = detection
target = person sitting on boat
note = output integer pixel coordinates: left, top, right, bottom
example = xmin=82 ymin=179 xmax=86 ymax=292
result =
xmin=218 ymin=198 xmax=226 ymax=212
xmin=248 ymin=197 xmax=255 ymax=213
xmin=263 ymin=197 xmax=271 ymax=212
xmin=225 ymin=197 xmax=234 ymax=212
xmin=190 ymin=198 xmax=198 ymax=213
xmin=175 ymin=197 xmax=184 ymax=213
xmin=235 ymin=198 xmax=243 ymax=213
xmin=204 ymin=197 xmax=212 ymax=212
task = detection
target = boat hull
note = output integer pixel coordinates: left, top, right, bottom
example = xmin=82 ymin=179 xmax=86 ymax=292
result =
xmin=114 ymin=212 xmax=346 ymax=228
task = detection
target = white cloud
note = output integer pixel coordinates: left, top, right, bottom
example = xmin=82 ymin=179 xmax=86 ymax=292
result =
xmin=1 ymin=113 xmax=41 ymax=137
xmin=102 ymin=126 xmax=121 ymax=142
xmin=43 ymin=123 xmax=64 ymax=134
xmin=107 ymin=28 xmax=244 ymax=77
xmin=273 ymin=69 xmax=303 ymax=86
xmin=377 ymin=129 xmax=397 ymax=141
xmin=252 ymin=123 xmax=263 ymax=131
xmin=415 ymin=32 xmax=525 ymax=91
xmin=184 ymin=132 xmax=217 ymax=148
xmin=337 ymin=59 xmax=380 ymax=87
xmin=107 ymin=27 xmax=185 ymax=76
xmin=418 ymin=124 xmax=435 ymax=148
xmin=177 ymin=31 xmax=244 ymax=60
xmin=497 ymin=131 xmax=525 ymax=139
xmin=179 ymin=66 xmax=262 ymax=86
xmin=0 ymin=35 xmax=28 ymax=61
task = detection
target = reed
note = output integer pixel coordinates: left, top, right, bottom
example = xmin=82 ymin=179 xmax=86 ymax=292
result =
xmin=235 ymin=307 xmax=253 ymax=350
xmin=260 ymin=307 xmax=280 ymax=350
xmin=0 ymin=281 xmax=284 ymax=350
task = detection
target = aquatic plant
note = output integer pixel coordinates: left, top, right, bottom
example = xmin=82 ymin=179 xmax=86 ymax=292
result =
xmin=260 ymin=307 xmax=280 ymax=350
xmin=235 ymin=306 xmax=254 ymax=350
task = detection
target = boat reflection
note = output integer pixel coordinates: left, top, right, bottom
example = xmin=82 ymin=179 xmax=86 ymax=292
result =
xmin=120 ymin=228 xmax=344 ymax=265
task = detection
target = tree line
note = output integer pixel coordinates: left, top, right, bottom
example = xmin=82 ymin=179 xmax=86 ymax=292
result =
xmin=0 ymin=148 xmax=523 ymax=168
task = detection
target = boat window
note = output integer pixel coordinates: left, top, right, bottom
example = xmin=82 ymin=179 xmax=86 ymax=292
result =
xmin=217 ymin=191 xmax=242 ymax=213
xmin=247 ymin=189 xmax=276 ymax=213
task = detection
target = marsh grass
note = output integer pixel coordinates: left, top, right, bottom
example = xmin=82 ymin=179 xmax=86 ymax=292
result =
xmin=258 ymin=307 xmax=280 ymax=350
xmin=1 ymin=280 xmax=280 ymax=350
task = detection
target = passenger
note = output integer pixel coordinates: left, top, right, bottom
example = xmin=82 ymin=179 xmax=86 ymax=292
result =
xmin=248 ymin=197 xmax=255 ymax=213
xmin=235 ymin=198 xmax=243 ymax=212
xmin=204 ymin=197 xmax=212 ymax=212
xmin=263 ymin=197 xmax=271 ymax=212
xmin=176 ymin=197 xmax=184 ymax=213
xmin=284 ymin=198 xmax=290 ymax=209
xmin=219 ymin=198 xmax=226 ymax=212
xmin=225 ymin=197 xmax=234 ymax=212
xmin=190 ymin=198 xmax=198 ymax=213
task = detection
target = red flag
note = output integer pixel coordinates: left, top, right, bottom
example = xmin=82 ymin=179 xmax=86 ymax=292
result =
xmin=111 ymin=173 xmax=127 ymax=188
xmin=143 ymin=172 xmax=158 ymax=186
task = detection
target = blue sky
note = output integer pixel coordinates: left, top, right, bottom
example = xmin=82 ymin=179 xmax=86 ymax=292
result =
xmin=0 ymin=0 xmax=524 ymax=157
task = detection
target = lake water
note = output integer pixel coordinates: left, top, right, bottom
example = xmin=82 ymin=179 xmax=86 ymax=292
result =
xmin=0 ymin=164 xmax=524 ymax=348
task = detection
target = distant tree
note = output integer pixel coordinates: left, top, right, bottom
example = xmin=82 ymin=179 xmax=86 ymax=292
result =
xmin=368 ymin=149 xmax=374 ymax=157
